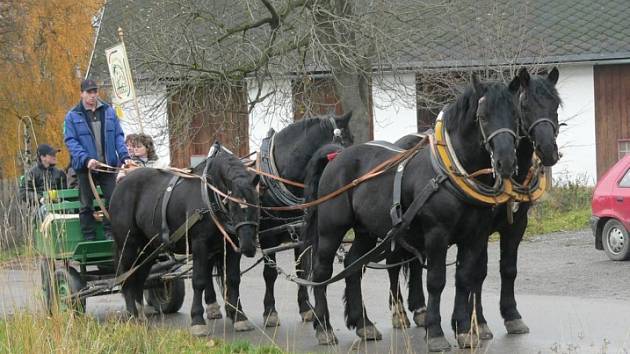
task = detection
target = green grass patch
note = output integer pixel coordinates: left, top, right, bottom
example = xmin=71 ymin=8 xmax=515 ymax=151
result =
xmin=0 ymin=312 xmax=285 ymax=354
xmin=526 ymin=178 xmax=593 ymax=236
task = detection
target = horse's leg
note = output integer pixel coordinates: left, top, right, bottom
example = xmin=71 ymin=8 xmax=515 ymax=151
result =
xmin=424 ymin=229 xmax=451 ymax=352
xmin=499 ymin=206 xmax=530 ymax=334
xmin=343 ymin=234 xmax=382 ymax=341
xmin=407 ymin=258 xmax=427 ymax=327
xmin=224 ymin=248 xmax=254 ymax=332
xmin=387 ymin=252 xmax=410 ymax=329
xmin=260 ymin=237 xmax=280 ymax=327
xmin=451 ymin=238 xmax=487 ymax=349
xmin=295 ymin=246 xmax=314 ymax=322
xmin=131 ymin=260 xmax=152 ymax=320
xmin=470 ymin=246 xmax=493 ymax=340
xmin=117 ymin=238 xmax=140 ymax=318
xmin=204 ymin=255 xmax=222 ymax=320
xmin=312 ymin=229 xmax=345 ymax=345
xmin=190 ymin=237 xmax=210 ymax=336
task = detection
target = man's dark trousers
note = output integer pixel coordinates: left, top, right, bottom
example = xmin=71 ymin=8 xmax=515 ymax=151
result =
xmin=77 ymin=170 xmax=116 ymax=240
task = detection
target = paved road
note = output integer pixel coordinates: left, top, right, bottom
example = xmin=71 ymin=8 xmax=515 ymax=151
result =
xmin=2 ymin=230 xmax=630 ymax=353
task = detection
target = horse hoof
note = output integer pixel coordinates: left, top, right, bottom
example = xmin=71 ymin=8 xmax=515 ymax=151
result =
xmin=392 ymin=312 xmax=410 ymax=329
xmin=234 ymin=320 xmax=255 ymax=332
xmin=190 ymin=324 xmax=208 ymax=337
xmin=300 ymin=309 xmax=314 ymax=322
xmin=135 ymin=302 xmax=147 ymax=321
xmin=264 ymin=312 xmax=280 ymax=327
xmin=316 ymin=328 xmax=338 ymax=345
xmin=206 ymin=303 xmax=222 ymax=320
xmin=427 ymin=336 xmax=451 ymax=352
xmin=356 ymin=325 xmax=382 ymax=341
xmin=505 ymin=319 xmax=530 ymax=334
xmin=143 ymin=304 xmax=157 ymax=316
xmin=413 ymin=307 xmax=427 ymax=327
xmin=456 ymin=333 xmax=480 ymax=349
xmin=479 ymin=323 xmax=494 ymax=340
xmin=391 ymin=303 xmax=410 ymax=329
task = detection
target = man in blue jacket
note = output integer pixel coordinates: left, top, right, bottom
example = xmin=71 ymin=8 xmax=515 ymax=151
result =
xmin=64 ymin=79 xmax=131 ymax=240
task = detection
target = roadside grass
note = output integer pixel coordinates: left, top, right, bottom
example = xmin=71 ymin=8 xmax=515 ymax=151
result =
xmin=526 ymin=176 xmax=592 ymax=236
xmin=0 ymin=312 xmax=284 ymax=354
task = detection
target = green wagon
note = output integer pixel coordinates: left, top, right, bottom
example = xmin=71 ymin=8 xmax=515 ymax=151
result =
xmin=34 ymin=188 xmax=186 ymax=314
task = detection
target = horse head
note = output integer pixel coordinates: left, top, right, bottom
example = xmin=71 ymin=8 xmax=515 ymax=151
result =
xmin=198 ymin=146 xmax=261 ymax=258
xmin=227 ymin=172 xmax=261 ymax=258
xmin=469 ymin=75 xmax=519 ymax=178
xmin=272 ymin=112 xmax=353 ymax=184
xmin=513 ymin=67 xmax=561 ymax=167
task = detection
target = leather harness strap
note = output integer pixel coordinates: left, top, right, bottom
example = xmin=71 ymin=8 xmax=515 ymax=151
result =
xmin=289 ymin=160 xmax=446 ymax=287
xmin=259 ymin=130 xmax=305 ymax=206
xmin=160 ymin=174 xmax=182 ymax=244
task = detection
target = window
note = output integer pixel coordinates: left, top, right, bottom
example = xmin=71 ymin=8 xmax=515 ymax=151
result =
xmin=620 ymin=169 xmax=630 ymax=188
xmin=619 ymin=140 xmax=630 ymax=160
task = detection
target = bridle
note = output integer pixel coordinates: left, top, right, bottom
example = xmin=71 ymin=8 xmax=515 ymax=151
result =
xmin=201 ymin=144 xmax=259 ymax=235
xmin=328 ymin=117 xmax=344 ymax=144
xmin=518 ymin=91 xmax=560 ymax=142
xmin=474 ymin=96 xmax=518 ymax=174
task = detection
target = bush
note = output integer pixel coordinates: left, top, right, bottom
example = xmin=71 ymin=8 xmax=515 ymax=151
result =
xmin=527 ymin=174 xmax=593 ymax=235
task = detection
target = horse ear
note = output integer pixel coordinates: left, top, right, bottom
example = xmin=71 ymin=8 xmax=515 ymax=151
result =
xmin=471 ymin=73 xmax=483 ymax=95
xmin=508 ymin=75 xmax=520 ymax=93
xmin=519 ymin=67 xmax=530 ymax=87
xmin=548 ymin=67 xmax=559 ymax=85
xmin=251 ymin=174 xmax=261 ymax=187
xmin=334 ymin=111 xmax=352 ymax=127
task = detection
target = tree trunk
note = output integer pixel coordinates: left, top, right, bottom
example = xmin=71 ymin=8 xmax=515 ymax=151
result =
xmin=315 ymin=0 xmax=373 ymax=143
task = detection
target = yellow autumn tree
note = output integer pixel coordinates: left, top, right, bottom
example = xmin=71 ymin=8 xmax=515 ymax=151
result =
xmin=0 ymin=0 xmax=103 ymax=178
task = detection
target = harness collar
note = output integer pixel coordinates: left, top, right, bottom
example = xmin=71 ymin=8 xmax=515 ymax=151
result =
xmin=431 ymin=116 xmax=513 ymax=205
xmin=432 ymin=113 xmax=547 ymax=205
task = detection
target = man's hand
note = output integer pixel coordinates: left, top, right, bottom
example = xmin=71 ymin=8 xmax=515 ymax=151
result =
xmin=87 ymin=159 xmax=99 ymax=170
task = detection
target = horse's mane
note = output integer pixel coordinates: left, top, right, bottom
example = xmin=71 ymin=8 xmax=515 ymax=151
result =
xmin=444 ymin=81 xmax=513 ymax=133
xmin=192 ymin=151 xmax=250 ymax=185
xmin=278 ymin=114 xmax=334 ymax=137
xmin=529 ymin=75 xmax=562 ymax=107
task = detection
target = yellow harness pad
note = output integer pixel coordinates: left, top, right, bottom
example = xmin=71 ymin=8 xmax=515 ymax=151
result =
xmin=431 ymin=119 xmax=512 ymax=205
xmin=508 ymin=159 xmax=547 ymax=203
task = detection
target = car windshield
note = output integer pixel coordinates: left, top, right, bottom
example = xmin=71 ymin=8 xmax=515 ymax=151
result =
xmin=620 ymin=168 xmax=630 ymax=187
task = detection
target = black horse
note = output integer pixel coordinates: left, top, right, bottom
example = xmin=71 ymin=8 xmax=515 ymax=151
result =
xmin=302 ymin=76 xmax=521 ymax=351
xmin=201 ymin=113 xmax=353 ymax=327
xmin=468 ymin=67 xmax=561 ymax=338
xmin=392 ymin=68 xmax=561 ymax=340
xmin=109 ymin=146 xmax=260 ymax=336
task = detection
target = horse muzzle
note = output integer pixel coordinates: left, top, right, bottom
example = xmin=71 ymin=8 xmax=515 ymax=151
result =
xmin=537 ymin=143 xmax=560 ymax=167
xmin=235 ymin=222 xmax=258 ymax=258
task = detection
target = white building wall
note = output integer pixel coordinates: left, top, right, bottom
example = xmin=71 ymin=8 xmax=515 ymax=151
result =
xmin=372 ymin=72 xmax=418 ymax=142
xmin=246 ymin=79 xmax=294 ymax=153
xmin=118 ymin=85 xmax=171 ymax=165
xmin=554 ymin=64 xmax=597 ymax=184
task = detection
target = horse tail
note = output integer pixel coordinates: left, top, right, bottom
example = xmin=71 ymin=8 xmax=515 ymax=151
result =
xmin=300 ymin=143 xmax=344 ymax=277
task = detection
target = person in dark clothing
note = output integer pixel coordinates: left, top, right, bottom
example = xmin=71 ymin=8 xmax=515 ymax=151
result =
xmin=63 ymin=79 xmax=131 ymax=241
xmin=20 ymin=144 xmax=67 ymax=205
xmin=64 ymin=162 xmax=78 ymax=189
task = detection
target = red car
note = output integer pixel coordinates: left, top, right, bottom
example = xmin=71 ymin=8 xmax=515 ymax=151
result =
xmin=591 ymin=154 xmax=630 ymax=260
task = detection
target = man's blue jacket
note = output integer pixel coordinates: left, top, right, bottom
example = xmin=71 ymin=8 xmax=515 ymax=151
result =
xmin=64 ymin=100 xmax=130 ymax=171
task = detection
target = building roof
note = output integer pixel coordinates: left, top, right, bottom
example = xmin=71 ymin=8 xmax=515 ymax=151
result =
xmin=88 ymin=0 xmax=630 ymax=81
xmin=396 ymin=0 xmax=630 ymax=69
